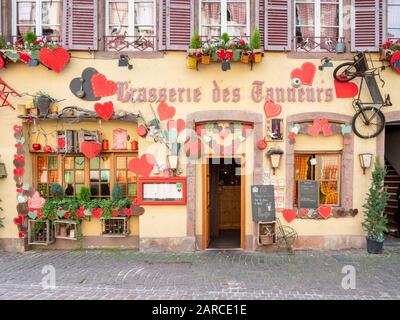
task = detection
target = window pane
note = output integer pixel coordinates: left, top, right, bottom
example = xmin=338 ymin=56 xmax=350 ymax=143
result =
xmin=101 ymin=184 xmax=111 ymax=196
xmin=64 ymin=183 xmax=74 ymax=196
xmin=75 ymin=170 xmax=85 ymax=183
xmin=320 ymin=181 xmax=339 ymax=205
xmin=48 ymin=171 xmax=58 ymax=182
xmin=17 ymin=2 xmax=36 ymax=25
xmin=321 ymin=4 xmax=338 ymax=27
xmin=109 ymin=2 xmax=129 ymax=27
xmin=38 ymin=183 xmax=48 ymax=197
xmin=76 ymin=184 xmax=85 ymax=195
xmin=116 ymin=157 xmax=126 ymax=169
xmin=296 ymin=3 xmax=315 ymax=39
xmin=116 ymin=170 xmax=127 ymax=183
xmin=135 ymin=1 xmax=154 ymax=26
xmin=64 ymin=171 xmax=74 ymax=184
xmin=75 ymin=157 xmax=85 ymax=170
xmin=39 ymin=170 xmax=48 ymax=183
xmin=41 ymin=1 xmax=61 ymax=36
xmin=227 ymin=2 xmax=247 ymax=36
xmin=90 ymin=157 xmax=100 ymax=169
xmin=48 ymin=157 xmax=58 ymax=170
xmin=127 ymin=171 xmax=136 ymax=183
xmin=127 ymin=183 xmax=137 ymax=197
xmin=38 ymin=157 xmax=47 ymax=170
xmin=227 ymin=26 xmax=246 ymax=37
xmin=202 ymin=2 xmax=221 ymax=26
xmin=388 ymin=29 xmax=400 ymax=38
xmin=317 ymin=155 xmax=340 ymax=180
xmin=202 ymin=26 xmax=221 ymax=37
xmin=101 ymin=171 xmax=110 ymax=182
xmin=90 ymin=184 xmax=99 ymax=196
xmin=101 ymin=157 xmax=110 ymax=169
xmin=90 ymin=171 xmax=100 ymax=182
xmin=64 ymin=157 xmax=74 ymax=169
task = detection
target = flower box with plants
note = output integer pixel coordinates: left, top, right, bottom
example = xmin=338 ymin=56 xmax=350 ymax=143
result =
xmin=187 ymin=29 xmax=264 ymax=70
xmin=0 ymin=32 xmax=70 ymax=72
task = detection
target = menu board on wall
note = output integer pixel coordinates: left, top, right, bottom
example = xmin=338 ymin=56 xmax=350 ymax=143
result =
xmin=251 ymin=185 xmax=276 ymax=222
xmin=298 ymin=180 xmax=319 ymax=209
xmin=138 ymin=177 xmax=186 ymax=205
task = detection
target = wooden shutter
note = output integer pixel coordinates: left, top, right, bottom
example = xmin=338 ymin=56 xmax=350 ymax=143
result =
xmin=62 ymin=0 xmax=98 ymax=50
xmin=351 ymin=0 xmax=380 ymax=52
xmin=166 ymin=0 xmax=194 ymax=50
xmin=265 ymin=0 xmax=291 ymax=51
xmin=256 ymin=0 xmax=266 ymax=49
xmin=159 ymin=0 xmax=167 ymax=50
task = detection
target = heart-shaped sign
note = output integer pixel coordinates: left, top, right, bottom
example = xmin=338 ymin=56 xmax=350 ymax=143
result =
xmin=167 ymin=119 xmax=186 ymax=133
xmin=91 ymin=73 xmax=117 ymax=97
xmin=344 ymin=137 xmax=351 ymax=145
xmin=57 ymin=138 xmax=65 ymax=149
xmin=164 ymin=129 xmax=178 ymax=142
xmin=307 ymin=123 xmax=321 ymax=137
xmin=13 ymin=168 xmax=24 ymax=177
xmin=185 ymin=138 xmax=202 ymax=159
xmin=28 ymin=210 xmax=37 ymax=220
xmin=94 ymin=101 xmax=114 ymax=120
xmin=13 ymin=215 xmax=25 ymax=225
xmin=70 ymin=68 xmax=101 ymax=101
xmin=28 ymin=192 xmax=45 ymax=210
xmin=91 ymin=208 xmax=103 ymax=218
xmin=128 ymin=154 xmax=156 ymax=177
xmin=299 ymin=208 xmax=309 ymax=217
xmin=340 ymin=124 xmax=351 ymax=135
xmin=39 ymin=47 xmax=70 ymax=73
xmin=264 ymin=101 xmax=282 ymax=118
xmin=132 ymin=206 xmax=145 ymax=216
xmin=81 ymin=141 xmax=101 ymax=160
xmin=390 ymin=51 xmax=400 ymax=73
xmin=13 ymin=159 xmax=25 ymax=168
xmin=318 ymin=206 xmax=332 ymax=219
xmin=283 ymin=209 xmax=297 ymax=223
xmin=157 ymin=102 xmax=176 ymax=121
xmin=321 ymin=123 xmax=333 ymax=137
xmin=290 ymin=62 xmax=316 ymax=86
xmin=334 ymin=79 xmax=359 ymax=98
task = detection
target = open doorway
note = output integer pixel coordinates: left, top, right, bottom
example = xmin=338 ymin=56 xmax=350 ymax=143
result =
xmin=205 ymin=157 xmax=242 ymax=249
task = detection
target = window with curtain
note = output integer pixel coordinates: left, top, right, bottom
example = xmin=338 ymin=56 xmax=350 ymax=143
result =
xmin=106 ymin=0 xmax=155 ymax=37
xmin=36 ymin=155 xmax=59 ymax=198
xmin=388 ymin=0 xmax=400 ymax=38
xmin=295 ymin=0 xmax=342 ymax=50
xmin=200 ymin=0 xmax=249 ymax=37
xmin=294 ymin=153 xmax=341 ymax=206
xmin=13 ymin=0 xmax=61 ymax=39
xmin=90 ymin=156 xmax=111 ymax=199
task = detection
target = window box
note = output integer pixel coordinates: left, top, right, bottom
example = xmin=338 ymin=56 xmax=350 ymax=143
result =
xmin=101 ymin=217 xmax=129 ymax=237
xmin=54 ymin=220 xmax=78 ymax=240
xmin=28 ymin=219 xmax=55 ymax=245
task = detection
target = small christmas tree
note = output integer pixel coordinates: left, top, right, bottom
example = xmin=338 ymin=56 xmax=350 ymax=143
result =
xmin=77 ymin=187 xmax=91 ymax=202
xmin=362 ymin=158 xmax=389 ymax=242
xmin=112 ymin=184 xmax=123 ymax=201
xmin=251 ymin=28 xmax=261 ymax=50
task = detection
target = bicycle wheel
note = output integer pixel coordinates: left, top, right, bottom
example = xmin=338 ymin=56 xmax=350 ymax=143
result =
xmin=333 ymin=62 xmax=357 ymax=82
xmin=352 ymin=107 xmax=386 ymax=139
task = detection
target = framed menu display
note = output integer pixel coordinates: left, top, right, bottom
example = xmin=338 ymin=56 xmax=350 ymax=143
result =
xmin=138 ymin=177 xmax=187 ymax=205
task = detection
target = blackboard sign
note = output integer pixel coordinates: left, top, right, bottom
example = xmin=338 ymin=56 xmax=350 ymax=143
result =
xmin=251 ymin=185 xmax=276 ymax=222
xmin=298 ymin=180 xmax=319 ymax=209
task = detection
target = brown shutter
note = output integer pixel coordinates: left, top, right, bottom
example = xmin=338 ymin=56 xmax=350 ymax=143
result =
xmin=351 ymin=0 xmax=380 ymax=52
xmin=166 ymin=0 xmax=194 ymax=50
xmin=63 ymin=0 xmax=98 ymax=51
xmin=159 ymin=0 xmax=167 ymax=50
xmin=256 ymin=0 xmax=266 ymax=49
xmin=265 ymin=0 xmax=291 ymax=51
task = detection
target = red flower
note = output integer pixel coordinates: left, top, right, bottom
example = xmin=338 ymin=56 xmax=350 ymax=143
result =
xmin=18 ymin=53 xmax=32 ymax=64
xmin=34 ymin=40 xmax=44 ymax=45
xmin=15 ymin=42 xmax=24 ymax=46
xmin=37 ymin=211 xmax=43 ymax=219
xmin=133 ymin=198 xmax=140 ymax=206
xmin=14 ymin=154 xmax=25 ymax=161
xmin=63 ymin=211 xmax=70 ymax=219
xmin=13 ymin=215 xmax=25 ymax=225
xmin=91 ymin=208 xmax=103 ymax=218
xmin=18 ymin=231 xmax=25 ymax=238
xmin=75 ymin=207 xmax=86 ymax=218
xmin=239 ymin=39 xmax=246 ymax=45
xmin=58 ymin=207 xmax=64 ymax=211
xmin=288 ymin=132 xmax=296 ymax=140
xmin=112 ymin=209 xmax=120 ymax=217
xmin=123 ymin=207 xmax=132 ymax=217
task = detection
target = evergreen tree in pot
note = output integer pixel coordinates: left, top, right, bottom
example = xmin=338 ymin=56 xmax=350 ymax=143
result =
xmin=362 ymin=158 xmax=389 ymax=254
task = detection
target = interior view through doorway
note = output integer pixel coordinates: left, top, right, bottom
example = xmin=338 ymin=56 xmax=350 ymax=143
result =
xmin=204 ymin=157 xmax=242 ymax=249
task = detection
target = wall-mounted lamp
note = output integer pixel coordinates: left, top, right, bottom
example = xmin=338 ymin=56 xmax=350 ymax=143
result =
xmin=118 ymin=54 xmax=133 ymax=70
xmin=359 ymin=153 xmax=373 ymax=174
xmin=266 ymin=148 xmax=284 ymax=175
xmin=319 ymin=57 xmax=333 ymax=71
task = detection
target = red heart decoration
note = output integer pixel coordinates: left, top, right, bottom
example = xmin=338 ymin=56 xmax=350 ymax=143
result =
xmin=13 ymin=125 xmax=23 ymax=133
xmin=94 ymin=101 xmax=114 ymax=120
xmin=322 ymin=124 xmax=333 ymax=137
xmin=185 ymin=139 xmax=202 ymax=159
xmin=157 ymin=102 xmax=176 ymax=121
xmin=334 ymin=80 xmax=359 ymax=98
xmin=123 ymin=207 xmax=132 ymax=217
xmin=299 ymin=208 xmax=309 ymax=217
xmin=167 ymin=119 xmax=186 ymax=133
xmin=112 ymin=209 xmax=120 ymax=217
xmin=18 ymin=231 xmax=25 ymax=238
xmin=344 ymin=138 xmax=351 ymax=145
xmin=318 ymin=206 xmax=332 ymax=219
xmin=80 ymin=141 xmax=101 ymax=160
xmin=14 ymin=154 xmax=25 ymax=161
xmin=283 ymin=209 xmax=297 ymax=223
xmin=0 ymin=55 xmax=4 ymax=69
xmin=290 ymin=62 xmax=316 ymax=86
xmin=128 ymin=154 xmax=156 ymax=177
xmin=195 ymin=124 xmax=205 ymax=135
xmin=91 ymin=208 xmax=103 ymax=218
xmin=288 ymin=132 xmax=296 ymax=140
xmin=390 ymin=51 xmax=400 ymax=73
xmin=13 ymin=168 xmax=24 ymax=176
xmin=13 ymin=215 xmax=25 ymax=225
xmin=57 ymin=138 xmax=65 ymax=149
xmin=307 ymin=123 xmax=321 ymax=137
xmin=264 ymin=101 xmax=282 ymax=118
xmin=39 ymin=47 xmax=70 ymax=73
xmin=91 ymin=73 xmax=117 ymax=98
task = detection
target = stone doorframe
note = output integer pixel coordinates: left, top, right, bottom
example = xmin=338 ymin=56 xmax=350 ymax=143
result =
xmin=285 ymin=112 xmax=354 ymax=210
xmin=376 ymin=111 xmax=400 ymax=163
xmin=186 ymin=110 xmax=264 ymax=251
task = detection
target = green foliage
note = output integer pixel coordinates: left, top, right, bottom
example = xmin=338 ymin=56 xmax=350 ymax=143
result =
xmin=35 ymin=91 xmax=57 ymax=103
xmin=190 ymin=31 xmax=201 ymax=49
xmin=251 ymin=28 xmax=261 ymax=49
xmin=111 ymin=184 xmax=124 ymax=201
xmin=50 ymin=183 xmax=65 ymax=200
xmin=0 ymin=36 xmax=7 ymax=49
xmin=221 ymin=33 xmax=230 ymax=44
xmin=77 ymin=187 xmax=91 ymax=202
xmin=23 ymin=31 xmax=38 ymax=44
xmin=362 ymin=158 xmax=389 ymax=242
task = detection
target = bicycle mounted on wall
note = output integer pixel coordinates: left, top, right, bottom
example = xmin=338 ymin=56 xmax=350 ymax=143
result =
xmin=333 ymin=52 xmax=392 ymax=139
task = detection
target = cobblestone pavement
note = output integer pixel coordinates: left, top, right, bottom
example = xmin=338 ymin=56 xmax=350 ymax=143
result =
xmin=0 ymin=248 xmax=399 ymax=300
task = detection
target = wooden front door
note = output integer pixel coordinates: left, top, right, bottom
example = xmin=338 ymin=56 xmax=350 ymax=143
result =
xmin=218 ymin=186 xmax=241 ymax=230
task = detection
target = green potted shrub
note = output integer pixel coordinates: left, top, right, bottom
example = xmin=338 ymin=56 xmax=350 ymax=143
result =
xmin=362 ymin=158 xmax=389 ymax=254
xmin=187 ymin=31 xmax=201 ymax=69
xmin=23 ymin=31 xmax=38 ymax=45
xmin=77 ymin=186 xmax=91 ymax=202
xmin=50 ymin=183 xmax=65 ymax=200
xmin=251 ymin=28 xmax=264 ymax=62
xmin=112 ymin=184 xmax=124 ymax=201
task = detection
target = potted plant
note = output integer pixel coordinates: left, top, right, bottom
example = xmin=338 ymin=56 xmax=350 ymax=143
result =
xmin=238 ymin=41 xmax=251 ymax=64
xmin=201 ymin=43 xmax=211 ymax=65
xmin=77 ymin=186 xmax=91 ymax=202
xmin=187 ymin=31 xmax=201 ymax=69
xmin=34 ymin=91 xmax=57 ymax=118
xmin=335 ymin=38 xmax=346 ymax=54
xmin=362 ymin=158 xmax=389 ymax=254
xmin=251 ymin=28 xmax=263 ymax=63
xmin=111 ymin=184 xmax=124 ymax=201
xmin=50 ymin=183 xmax=65 ymax=200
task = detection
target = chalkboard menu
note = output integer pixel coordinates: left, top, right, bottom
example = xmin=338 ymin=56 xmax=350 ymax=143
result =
xmin=298 ymin=180 xmax=319 ymax=209
xmin=251 ymin=185 xmax=276 ymax=222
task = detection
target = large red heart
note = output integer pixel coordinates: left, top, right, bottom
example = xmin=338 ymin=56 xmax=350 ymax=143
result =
xmin=318 ymin=206 xmax=332 ymax=219
xmin=334 ymin=80 xmax=359 ymax=98
xmin=94 ymin=101 xmax=114 ymax=120
xmin=290 ymin=62 xmax=316 ymax=86
xmin=264 ymin=101 xmax=282 ymax=118
xmin=157 ymin=102 xmax=176 ymax=121
xmin=91 ymin=73 xmax=117 ymax=98
xmin=81 ymin=141 xmax=101 ymax=160
xmin=283 ymin=209 xmax=297 ymax=223
xmin=39 ymin=47 xmax=70 ymax=73
xmin=167 ymin=119 xmax=185 ymax=133
xmin=128 ymin=154 xmax=156 ymax=177
xmin=307 ymin=123 xmax=321 ymax=137
xmin=185 ymin=139 xmax=202 ymax=159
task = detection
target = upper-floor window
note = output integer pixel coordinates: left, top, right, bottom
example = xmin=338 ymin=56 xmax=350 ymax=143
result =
xmin=388 ymin=0 xmax=400 ymax=38
xmin=199 ymin=0 xmax=250 ymax=37
xmin=12 ymin=0 xmax=62 ymax=39
xmin=295 ymin=0 xmax=343 ymax=51
xmin=106 ymin=0 xmax=155 ymax=49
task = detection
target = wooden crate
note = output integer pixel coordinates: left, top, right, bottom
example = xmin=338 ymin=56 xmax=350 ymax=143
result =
xmin=101 ymin=217 xmax=129 ymax=237
xmin=28 ymin=220 xmax=55 ymax=245
xmin=257 ymin=221 xmax=276 ymax=246
xmin=54 ymin=220 xmax=79 ymax=240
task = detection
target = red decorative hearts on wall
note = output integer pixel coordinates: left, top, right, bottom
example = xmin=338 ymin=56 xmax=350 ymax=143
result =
xmin=334 ymin=79 xmax=359 ymax=98
xmin=13 ymin=168 xmax=24 ymax=177
xmin=264 ymin=101 xmax=282 ymax=118
xmin=57 ymin=138 xmax=65 ymax=149
xmin=299 ymin=208 xmax=309 ymax=217
xmin=39 ymin=47 xmax=70 ymax=73
xmin=318 ymin=206 xmax=332 ymax=219
xmin=283 ymin=209 xmax=297 ymax=223
xmin=94 ymin=101 xmax=114 ymax=120
xmin=0 ymin=55 xmax=4 ymax=69
xmin=290 ymin=62 xmax=316 ymax=86
xmin=185 ymin=138 xmax=202 ymax=159
xmin=132 ymin=205 xmax=145 ymax=216
xmin=91 ymin=208 xmax=103 ymax=218
xmin=91 ymin=73 xmax=117 ymax=97
xmin=167 ymin=119 xmax=186 ymax=134
xmin=390 ymin=51 xmax=400 ymax=73
xmin=157 ymin=102 xmax=176 ymax=121
xmin=13 ymin=215 xmax=25 ymax=225
xmin=307 ymin=122 xmax=321 ymax=137
xmin=80 ymin=141 xmax=101 ymax=160
xmin=128 ymin=154 xmax=156 ymax=177
xmin=123 ymin=207 xmax=132 ymax=217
